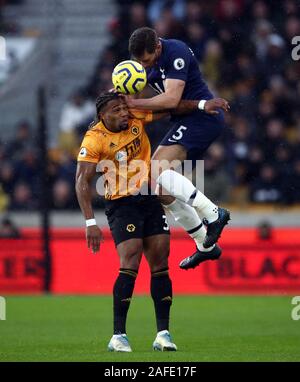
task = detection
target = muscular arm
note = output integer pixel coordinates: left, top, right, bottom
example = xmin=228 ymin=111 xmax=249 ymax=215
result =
xmin=128 ymin=79 xmax=185 ymax=110
xmin=75 ymin=161 xmax=103 ymax=253
xmin=151 ymin=100 xmax=199 ymax=121
xmin=75 ymin=161 xmax=97 ymax=219
xmin=151 ymin=98 xmax=230 ymax=121
xmin=173 ymin=99 xmax=199 ymax=115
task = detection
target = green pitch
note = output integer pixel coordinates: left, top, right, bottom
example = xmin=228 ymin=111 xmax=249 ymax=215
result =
xmin=0 ymin=295 xmax=299 ymax=362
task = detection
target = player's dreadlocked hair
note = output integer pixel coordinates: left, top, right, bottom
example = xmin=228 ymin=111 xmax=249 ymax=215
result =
xmin=95 ymin=92 xmax=120 ymax=119
xmin=129 ymin=27 xmax=158 ymax=57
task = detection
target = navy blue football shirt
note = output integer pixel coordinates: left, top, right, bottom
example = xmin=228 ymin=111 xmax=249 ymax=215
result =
xmin=146 ymin=38 xmax=213 ymax=102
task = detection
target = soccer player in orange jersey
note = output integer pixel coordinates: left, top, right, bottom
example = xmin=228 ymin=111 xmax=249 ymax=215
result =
xmin=76 ymin=92 xmax=176 ymax=352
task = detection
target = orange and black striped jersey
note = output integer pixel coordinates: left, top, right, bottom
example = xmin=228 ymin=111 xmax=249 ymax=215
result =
xmin=77 ymin=109 xmax=153 ymax=200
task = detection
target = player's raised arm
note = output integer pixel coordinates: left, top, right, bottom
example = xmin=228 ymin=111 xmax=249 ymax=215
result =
xmin=75 ymin=161 xmax=103 ymax=254
xmin=125 ymin=78 xmax=185 ymax=110
xmin=150 ymin=98 xmax=230 ymax=120
xmin=174 ymin=98 xmax=230 ymax=115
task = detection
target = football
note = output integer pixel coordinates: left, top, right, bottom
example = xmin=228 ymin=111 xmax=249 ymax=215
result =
xmin=112 ymin=60 xmax=147 ymax=95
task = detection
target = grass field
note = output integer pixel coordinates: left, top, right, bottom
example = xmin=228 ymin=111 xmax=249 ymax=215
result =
xmin=0 ymin=295 xmax=299 ymax=362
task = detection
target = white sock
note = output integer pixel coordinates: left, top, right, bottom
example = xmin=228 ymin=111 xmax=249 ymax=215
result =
xmin=163 ymin=199 xmax=214 ymax=252
xmin=157 ymin=169 xmax=219 ymax=223
xmin=191 ymin=191 xmax=219 ymax=223
xmin=157 ymin=169 xmax=195 ymax=203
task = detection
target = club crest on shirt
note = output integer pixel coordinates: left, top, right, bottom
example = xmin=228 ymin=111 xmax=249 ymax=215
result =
xmin=126 ymin=224 xmax=136 ymax=232
xmin=159 ymin=67 xmax=166 ymax=80
xmin=173 ymin=58 xmax=185 ymax=70
xmin=79 ymin=147 xmax=87 ymax=157
xmin=131 ymin=126 xmax=139 ymax=135
xmin=115 ymin=150 xmax=127 ymax=161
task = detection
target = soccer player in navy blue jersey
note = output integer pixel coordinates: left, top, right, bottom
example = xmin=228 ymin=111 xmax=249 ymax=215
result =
xmin=126 ymin=27 xmax=230 ymax=270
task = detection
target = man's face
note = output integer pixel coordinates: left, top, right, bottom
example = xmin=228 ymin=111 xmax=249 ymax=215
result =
xmin=135 ymin=42 xmax=161 ymax=69
xmin=101 ymin=99 xmax=129 ymax=132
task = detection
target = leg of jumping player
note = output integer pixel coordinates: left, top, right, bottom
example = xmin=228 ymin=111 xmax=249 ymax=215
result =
xmin=151 ymin=144 xmax=229 ymax=269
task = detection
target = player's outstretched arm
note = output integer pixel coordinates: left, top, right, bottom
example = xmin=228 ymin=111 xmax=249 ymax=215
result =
xmin=75 ymin=161 xmax=103 ymax=254
xmin=173 ymin=98 xmax=230 ymax=115
xmin=150 ymin=97 xmax=230 ymax=121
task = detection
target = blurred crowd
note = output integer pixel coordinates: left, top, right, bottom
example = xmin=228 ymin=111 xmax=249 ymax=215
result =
xmin=1 ymin=0 xmax=300 ymax=211
xmin=0 ymin=0 xmax=23 ymax=34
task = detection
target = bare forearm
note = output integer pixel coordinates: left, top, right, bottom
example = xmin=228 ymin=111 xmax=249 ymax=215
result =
xmin=173 ymin=100 xmax=199 ymax=115
xmin=131 ymin=93 xmax=180 ymax=110
xmin=75 ymin=178 xmax=94 ymax=220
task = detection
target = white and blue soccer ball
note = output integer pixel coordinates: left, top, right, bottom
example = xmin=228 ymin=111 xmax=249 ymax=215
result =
xmin=112 ymin=60 xmax=147 ymax=95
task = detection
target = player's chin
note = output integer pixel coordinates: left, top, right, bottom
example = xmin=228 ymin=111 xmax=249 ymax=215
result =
xmin=120 ymin=122 xmax=129 ymax=131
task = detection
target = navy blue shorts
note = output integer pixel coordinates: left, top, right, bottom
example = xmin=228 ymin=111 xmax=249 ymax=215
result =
xmin=159 ymin=111 xmax=225 ymax=161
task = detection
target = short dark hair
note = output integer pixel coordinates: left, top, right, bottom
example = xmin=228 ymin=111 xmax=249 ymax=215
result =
xmin=129 ymin=27 xmax=158 ymax=57
xmin=95 ymin=92 xmax=120 ymax=117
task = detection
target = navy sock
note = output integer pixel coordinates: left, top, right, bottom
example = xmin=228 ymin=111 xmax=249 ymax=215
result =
xmin=113 ymin=269 xmax=137 ymax=334
xmin=151 ymin=268 xmax=173 ymax=332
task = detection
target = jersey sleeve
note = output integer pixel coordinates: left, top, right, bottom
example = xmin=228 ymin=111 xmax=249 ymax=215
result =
xmin=129 ymin=109 xmax=153 ymax=124
xmin=77 ymin=131 xmax=100 ymax=163
xmin=165 ymin=42 xmax=191 ymax=82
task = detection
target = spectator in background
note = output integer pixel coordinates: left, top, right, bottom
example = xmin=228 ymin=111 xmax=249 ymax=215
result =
xmin=204 ymin=144 xmax=231 ymax=203
xmin=260 ymin=118 xmax=287 ymax=161
xmin=230 ymin=79 xmax=257 ymax=121
xmin=215 ymin=0 xmax=245 ymax=24
xmin=251 ymin=0 xmax=270 ymax=22
xmin=58 ymin=90 xmax=94 ymax=154
xmin=244 ymin=145 xmax=265 ymax=185
xmin=185 ymin=22 xmax=207 ymax=61
xmin=10 ymin=182 xmax=36 ymax=210
xmin=15 ymin=150 xmax=39 ymax=196
xmin=0 ymin=185 xmax=9 ymax=211
xmin=0 ymin=217 xmax=20 ymax=238
xmin=152 ymin=5 xmax=185 ymax=39
xmin=51 ymin=179 xmax=76 ymax=210
xmin=7 ymin=121 xmax=32 ymax=159
xmin=282 ymin=0 xmax=299 ymax=18
xmin=284 ymin=15 xmax=300 ymax=42
xmin=256 ymin=90 xmax=276 ymax=126
xmin=202 ymin=40 xmax=223 ymax=88
xmin=267 ymin=75 xmax=296 ymax=125
xmin=250 ymin=164 xmax=283 ymax=204
xmin=148 ymin=0 xmax=185 ymax=24
xmin=0 ymin=161 xmax=16 ymax=195
xmin=230 ymin=117 xmax=254 ymax=165
xmin=59 ymin=90 xmax=94 ymax=134
xmin=252 ymin=19 xmax=273 ymax=59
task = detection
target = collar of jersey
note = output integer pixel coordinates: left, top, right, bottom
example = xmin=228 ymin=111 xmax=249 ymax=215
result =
xmin=97 ymin=120 xmax=126 ymax=135
xmin=157 ymin=38 xmax=165 ymax=67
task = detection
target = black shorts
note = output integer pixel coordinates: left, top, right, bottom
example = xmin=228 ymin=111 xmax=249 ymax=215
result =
xmin=104 ymin=195 xmax=170 ymax=246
